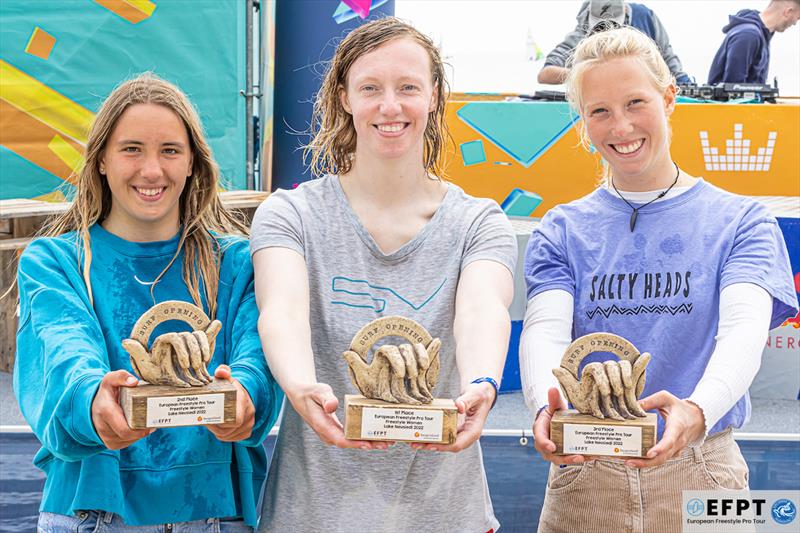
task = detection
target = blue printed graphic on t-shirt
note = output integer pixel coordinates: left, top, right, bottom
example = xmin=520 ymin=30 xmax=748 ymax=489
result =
xmin=330 ymin=276 xmax=447 ymax=313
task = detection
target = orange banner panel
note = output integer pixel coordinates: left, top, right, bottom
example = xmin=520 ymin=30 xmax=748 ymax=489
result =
xmin=24 ymin=27 xmax=56 ymax=60
xmin=445 ymin=99 xmax=800 ymax=215
xmin=0 ymin=99 xmax=81 ymax=183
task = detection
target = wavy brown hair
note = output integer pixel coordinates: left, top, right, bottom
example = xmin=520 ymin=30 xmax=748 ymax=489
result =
xmin=38 ymin=73 xmax=249 ymax=318
xmin=306 ymin=17 xmax=452 ymax=178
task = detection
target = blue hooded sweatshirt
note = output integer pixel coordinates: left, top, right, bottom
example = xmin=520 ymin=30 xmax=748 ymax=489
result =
xmin=708 ymin=9 xmax=773 ymax=84
xmin=14 ymin=226 xmax=284 ymax=527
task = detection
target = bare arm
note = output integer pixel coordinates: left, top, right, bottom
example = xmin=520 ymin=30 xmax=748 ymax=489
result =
xmin=415 ymin=259 xmax=513 ymax=452
xmin=253 ymin=247 xmax=384 ymax=449
xmin=454 ymin=260 xmax=514 ymax=389
xmin=253 ymin=247 xmax=315 ymax=388
xmin=537 ymin=65 xmax=569 ymax=85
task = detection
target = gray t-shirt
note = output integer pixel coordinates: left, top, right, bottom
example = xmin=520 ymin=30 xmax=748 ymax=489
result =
xmin=250 ymin=175 xmax=517 ymax=533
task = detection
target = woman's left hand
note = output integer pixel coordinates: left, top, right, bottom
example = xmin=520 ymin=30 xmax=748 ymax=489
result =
xmin=410 ymin=381 xmax=496 ymax=453
xmin=625 ymin=390 xmax=705 ymax=469
xmin=205 ymin=364 xmax=256 ymax=442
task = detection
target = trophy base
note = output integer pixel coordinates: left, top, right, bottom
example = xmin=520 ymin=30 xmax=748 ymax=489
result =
xmin=551 ymin=410 xmax=657 ymax=458
xmin=344 ymin=394 xmax=457 ymax=444
xmin=119 ymin=379 xmax=237 ymax=429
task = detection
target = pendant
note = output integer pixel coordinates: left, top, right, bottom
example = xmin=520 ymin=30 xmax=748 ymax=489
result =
xmin=629 ymin=209 xmax=638 ymax=232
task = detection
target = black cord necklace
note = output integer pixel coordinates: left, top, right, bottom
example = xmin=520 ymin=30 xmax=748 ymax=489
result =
xmin=611 ymin=162 xmax=681 ymax=232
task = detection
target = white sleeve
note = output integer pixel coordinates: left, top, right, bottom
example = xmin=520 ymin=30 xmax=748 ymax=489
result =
xmin=520 ymin=289 xmax=574 ymax=418
xmin=687 ymin=283 xmax=772 ymax=440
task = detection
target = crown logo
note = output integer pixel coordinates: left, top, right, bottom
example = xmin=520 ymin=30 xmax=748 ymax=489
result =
xmin=699 ymin=124 xmax=777 ymax=172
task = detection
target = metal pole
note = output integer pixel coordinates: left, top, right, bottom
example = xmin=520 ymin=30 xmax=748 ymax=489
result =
xmin=245 ymin=0 xmax=254 ymax=190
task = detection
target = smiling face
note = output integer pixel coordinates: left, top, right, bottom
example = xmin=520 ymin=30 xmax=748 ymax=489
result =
xmin=100 ymin=103 xmax=192 ymax=241
xmin=580 ymin=56 xmax=676 ymax=188
xmin=340 ymin=37 xmax=437 ymax=166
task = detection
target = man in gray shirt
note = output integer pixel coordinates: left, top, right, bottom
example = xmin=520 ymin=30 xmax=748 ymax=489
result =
xmin=538 ymin=0 xmax=691 ymax=84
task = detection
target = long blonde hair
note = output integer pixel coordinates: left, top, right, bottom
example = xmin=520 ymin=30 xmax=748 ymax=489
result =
xmin=565 ymin=27 xmax=675 ymax=178
xmin=305 ymin=17 xmax=452 ymax=178
xmin=39 ymin=73 xmax=249 ymax=318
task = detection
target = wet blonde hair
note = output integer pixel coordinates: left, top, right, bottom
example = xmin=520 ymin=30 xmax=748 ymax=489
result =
xmin=305 ymin=17 xmax=451 ymax=178
xmin=39 ymin=73 xmax=248 ymax=318
xmin=565 ymin=27 xmax=675 ymax=153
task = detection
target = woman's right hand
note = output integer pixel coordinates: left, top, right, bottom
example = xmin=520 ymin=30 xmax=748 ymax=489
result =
xmin=91 ymin=370 xmax=154 ymax=450
xmin=287 ymin=382 xmax=390 ymax=450
xmin=533 ymin=387 xmax=587 ymax=465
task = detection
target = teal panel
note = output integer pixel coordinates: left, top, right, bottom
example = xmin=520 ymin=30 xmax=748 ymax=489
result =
xmin=0 ymin=146 xmax=75 ymax=200
xmin=500 ymin=188 xmax=543 ymax=217
xmin=456 ymin=102 xmax=579 ymax=168
xmin=0 ymin=0 xmax=246 ymax=197
xmin=459 ymin=140 xmax=486 ymax=166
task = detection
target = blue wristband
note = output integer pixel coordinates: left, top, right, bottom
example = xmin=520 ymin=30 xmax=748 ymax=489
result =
xmin=470 ymin=377 xmax=499 ymax=409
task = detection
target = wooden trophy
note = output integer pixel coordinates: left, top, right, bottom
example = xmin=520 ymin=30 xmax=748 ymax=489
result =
xmin=118 ymin=301 xmax=237 ymax=429
xmin=343 ymin=316 xmax=457 ymax=445
xmin=550 ymin=332 xmax=657 ymax=458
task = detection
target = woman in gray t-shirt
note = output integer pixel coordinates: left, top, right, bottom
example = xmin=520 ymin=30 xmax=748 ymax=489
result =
xmin=250 ymin=17 xmax=517 ymax=533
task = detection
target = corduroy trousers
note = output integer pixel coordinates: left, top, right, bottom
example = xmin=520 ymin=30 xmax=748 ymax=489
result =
xmin=537 ymin=429 xmax=749 ymax=533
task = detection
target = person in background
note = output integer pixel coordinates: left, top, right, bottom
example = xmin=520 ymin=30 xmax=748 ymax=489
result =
xmin=15 ymin=73 xmax=283 ymax=532
xmin=708 ymin=0 xmax=800 ymax=84
xmin=538 ymin=0 xmax=691 ymax=85
xmin=521 ymin=27 xmax=797 ymax=532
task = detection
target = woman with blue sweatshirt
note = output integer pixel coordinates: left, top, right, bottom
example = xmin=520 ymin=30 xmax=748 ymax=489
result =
xmin=14 ymin=74 xmax=283 ymax=531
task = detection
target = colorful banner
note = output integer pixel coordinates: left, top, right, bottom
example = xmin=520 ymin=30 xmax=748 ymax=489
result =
xmin=446 ymin=98 xmax=800 ymax=216
xmin=1 ymin=0 xmax=247 ymax=201
xmin=753 ymin=215 xmax=800 ymax=400
xmin=271 ymin=0 xmax=394 ymax=191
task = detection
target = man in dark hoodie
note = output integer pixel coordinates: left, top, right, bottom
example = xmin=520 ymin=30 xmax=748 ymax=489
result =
xmin=708 ymin=0 xmax=800 ymax=84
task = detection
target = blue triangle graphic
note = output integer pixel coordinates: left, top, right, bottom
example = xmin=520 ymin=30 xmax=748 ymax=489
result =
xmin=456 ymin=102 xmax=579 ymax=168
